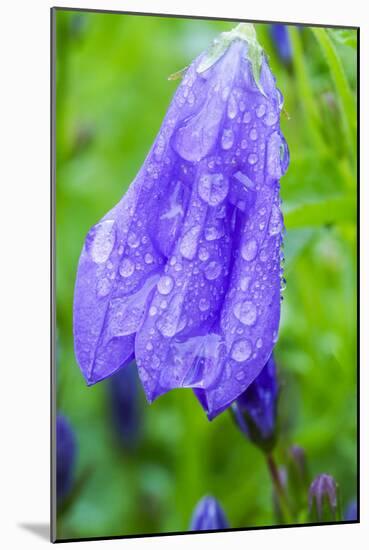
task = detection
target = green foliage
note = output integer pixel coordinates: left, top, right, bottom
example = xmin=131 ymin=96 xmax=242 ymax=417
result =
xmin=55 ymin=10 xmax=357 ymax=539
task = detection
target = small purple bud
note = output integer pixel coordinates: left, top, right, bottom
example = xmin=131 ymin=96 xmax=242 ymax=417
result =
xmin=308 ymin=474 xmax=339 ymax=522
xmin=189 ymin=495 xmax=230 ymax=531
xmin=231 ymin=354 xmax=278 ymax=452
xmin=344 ymin=499 xmax=357 ymax=521
xmin=270 ymin=24 xmax=292 ymax=65
xmin=108 ymin=362 xmax=143 ymax=451
xmin=56 ymin=414 xmax=77 ymax=502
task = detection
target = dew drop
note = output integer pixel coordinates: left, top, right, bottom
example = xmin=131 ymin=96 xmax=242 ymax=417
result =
xmin=264 ymin=111 xmax=278 ymax=126
xmin=243 ymin=111 xmax=251 ymax=124
xmin=144 ymin=253 xmax=154 ymax=264
xmin=231 ymin=339 xmax=252 ymax=362
xmin=240 ymin=276 xmax=251 ymax=292
xmin=241 ymin=238 xmax=258 ymax=261
xmin=248 ymin=153 xmax=258 ymax=165
xmin=119 ymin=257 xmax=135 ymax=278
xmin=256 ymin=104 xmax=266 ymax=118
xmin=198 ymin=173 xmax=229 ymax=206
xmin=256 ymin=337 xmax=263 ymax=349
xmin=180 ymin=225 xmax=201 ymax=259
xmin=157 ymin=275 xmax=174 ymax=295
xmin=86 ymin=220 xmax=116 ymax=264
xmin=221 ymin=129 xmax=234 ymax=150
xmin=266 ymin=131 xmax=283 ymax=179
xmin=204 ymin=261 xmax=222 ymax=280
xmin=227 ymin=94 xmax=238 ymax=119
xmin=268 ymin=203 xmax=283 ymax=236
xmin=199 ymin=297 xmax=210 ymax=311
xmin=249 ymin=128 xmax=258 ymax=141
xmin=233 ymin=300 xmax=258 ymax=326
xmin=198 ymin=247 xmax=210 ymax=262
xmin=149 ymin=306 xmax=158 ymax=316
xmin=96 ymin=277 xmax=111 ymax=298
xmin=205 ymin=225 xmax=224 ymax=241
xmin=234 ymin=171 xmax=255 ymax=190
xmin=127 ymin=232 xmax=140 ymax=248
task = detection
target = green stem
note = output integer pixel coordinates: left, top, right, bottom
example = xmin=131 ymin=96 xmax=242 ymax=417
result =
xmin=266 ymin=454 xmax=294 ymax=524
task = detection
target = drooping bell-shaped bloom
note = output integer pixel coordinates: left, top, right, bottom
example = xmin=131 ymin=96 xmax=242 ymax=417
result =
xmin=231 ymin=353 xmax=278 ymax=452
xmin=108 ymin=361 xmax=143 ymax=450
xmin=270 ymin=24 xmax=292 ymax=65
xmin=73 ymin=23 xmax=289 ymax=419
xmin=308 ymin=474 xmax=340 ymax=522
xmin=189 ymin=495 xmax=230 ymax=531
xmin=56 ymin=414 xmax=77 ymax=502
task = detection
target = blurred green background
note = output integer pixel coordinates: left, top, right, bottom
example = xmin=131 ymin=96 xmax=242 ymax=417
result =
xmin=55 ymin=9 xmax=357 ymax=540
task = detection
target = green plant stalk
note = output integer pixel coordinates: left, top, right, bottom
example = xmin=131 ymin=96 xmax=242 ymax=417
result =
xmin=311 ymin=28 xmax=356 ymax=162
xmin=289 ymin=27 xmax=327 ymax=153
xmin=266 ymin=454 xmax=294 ymax=524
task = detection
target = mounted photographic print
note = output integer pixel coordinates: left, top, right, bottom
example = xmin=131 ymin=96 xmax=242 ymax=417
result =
xmin=51 ymin=7 xmax=359 ymax=542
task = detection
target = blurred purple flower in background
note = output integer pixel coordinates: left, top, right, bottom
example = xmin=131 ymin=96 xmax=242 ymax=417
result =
xmin=270 ymin=24 xmax=292 ymax=65
xmin=189 ymin=495 xmax=230 ymax=531
xmin=108 ymin=361 xmax=143 ymax=451
xmin=344 ymin=499 xmax=357 ymax=521
xmin=56 ymin=414 xmax=77 ymax=502
xmin=308 ymin=473 xmax=339 ymax=522
xmin=231 ymin=353 xmax=278 ymax=452
xmin=73 ymin=23 xmax=289 ymax=419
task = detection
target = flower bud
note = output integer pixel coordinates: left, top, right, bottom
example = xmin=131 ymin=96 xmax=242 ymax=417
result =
xmin=108 ymin=361 xmax=143 ymax=451
xmin=308 ymin=474 xmax=340 ymax=522
xmin=189 ymin=495 xmax=230 ymax=531
xmin=344 ymin=499 xmax=357 ymax=521
xmin=270 ymin=24 xmax=292 ymax=65
xmin=56 ymin=414 xmax=77 ymax=502
xmin=231 ymin=354 xmax=278 ymax=452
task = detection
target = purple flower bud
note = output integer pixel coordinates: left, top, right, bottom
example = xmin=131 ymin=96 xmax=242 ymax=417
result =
xmin=308 ymin=474 xmax=339 ymax=522
xmin=73 ymin=24 xmax=289 ymax=419
xmin=189 ymin=495 xmax=230 ymax=531
xmin=56 ymin=414 xmax=77 ymax=502
xmin=344 ymin=499 xmax=357 ymax=521
xmin=231 ymin=354 xmax=278 ymax=452
xmin=108 ymin=362 xmax=143 ymax=451
xmin=270 ymin=24 xmax=292 ymax=65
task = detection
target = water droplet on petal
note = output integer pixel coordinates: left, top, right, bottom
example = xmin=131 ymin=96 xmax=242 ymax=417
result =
xmin=233 ymin=300 xmax=258 ymax=326
xmin=264 ymin=111 xmax=278 ymax=126
xmin=256 ymin=337 xmax=263 ymax=349
xmin=231 ymin=339 xmax=252 ymax=362
xmin=180 ymin=225 xmax=202 ymax=259
xmin=157 ymin=275 xmax=174 ymax=295
xmin=240 ymin=276 xmax=251 ymax=292
xmin=96 ymin=277 xmax=112 ymax=298
xmin=144 ymin=253 xmax=154 ymax=264
xmin=119 ymin=257 xmax=135 ymax=278
xmin=266 ymin=131 xmax=283 ymax=179
xmin=241 ymin=238 xmax=258 ymax=261
xmin=227 ymin=93 xmax=238 ymax=119
xmin=248 ymin=153 xmax=258 ymax=165
xmin=127 ymin=232 xmax=140 ymax=248
xmin=199 ymin=298 xmax=210 ymax=311
xmin=198 ymin=173 xmax=229 ymax=206
xmin=249 ymin=128 xmax=258 ymax=141
xmin=234 ymin=171 xmax=255 ymax=190
xmin=268 ymin=203 xmax=283 ymax=236
xmin=243 ymin=111 xmax=251 ymax=124
xmin=221 ymin=129 xmax=234 ymax=150
xmin=256 ymin=104 xmax=266 ymax=118
xmin=86 ymin=220 xmax=116 ymax=264
xmin=204 ymin=260 xmax=222 ymax=280
xmin=198 ymin=247 xmax=210 ymax=262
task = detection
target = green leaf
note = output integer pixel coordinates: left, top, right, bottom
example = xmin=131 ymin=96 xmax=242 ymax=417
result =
xmin=329 ymin=29 xmax=357 ymax=49
xmin=311 ymin=28 xmax=357 ymax=160
xmin=284 ymin=195 xmax=356 ymax=228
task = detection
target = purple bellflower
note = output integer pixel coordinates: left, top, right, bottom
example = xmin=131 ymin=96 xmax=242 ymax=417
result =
xmin=308 ymin=473 xmax=340 ymax=522
xmin=73 ymin=23 xmax=289 ymax=419
xmin=108 ymin=361 xmax=143 ymax=450
xmin=270 ymin=24 xmax=292 ymax=65
xmin=231 ymin=353 xmax=278 ymax=452
xmin=56 ymin=414 xmax=77 ymax=502
xmin=189 ymin=495 xmax=230 ymax=531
